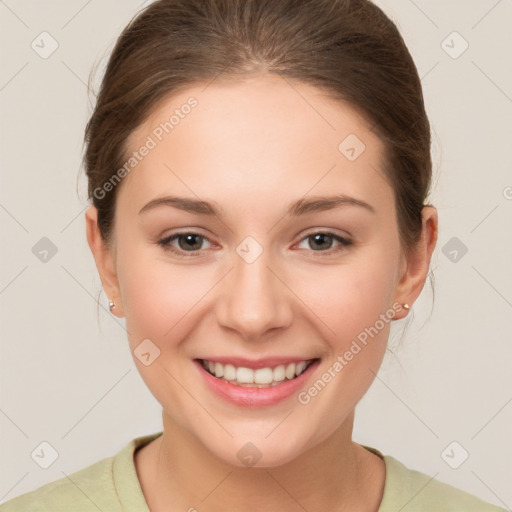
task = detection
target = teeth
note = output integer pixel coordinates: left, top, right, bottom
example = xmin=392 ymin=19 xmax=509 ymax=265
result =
xmin=254 ymin=367 xmax=273 ymax=384
xmin=272 ymin=365 xmax=286 ymax=382
xmin=237 ymin=367 xmax=254 ymax=383
xmin=201 ymin=359 xmax=313 ymax=387
xmin=285 ymin=363 xmax=295 ymax=380
xmin=214 ymin=362 xmax=224 ymax=378
xmin=223 ymin=364 xmax=236 ymax=381
xmin=295 ymin=361 xmax=307 ymax=376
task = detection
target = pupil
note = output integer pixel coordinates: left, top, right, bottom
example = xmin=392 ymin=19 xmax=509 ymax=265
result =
xmin=311 ymin=234 xmax=331 ymax=250
xmin=180 ymin=234 xmax=201 ymax=251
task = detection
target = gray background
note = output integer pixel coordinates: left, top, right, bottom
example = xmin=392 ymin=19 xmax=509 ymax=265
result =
xmin=1 ymin=0 xmax=511 ymax=508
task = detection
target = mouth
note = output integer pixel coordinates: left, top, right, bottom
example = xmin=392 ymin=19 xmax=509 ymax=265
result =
xmin=197 ymin=358 xmax=319 ymax=388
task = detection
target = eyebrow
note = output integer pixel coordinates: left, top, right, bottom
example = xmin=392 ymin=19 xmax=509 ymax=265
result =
xmin=138 ymin=194 xmax=375 ymax=217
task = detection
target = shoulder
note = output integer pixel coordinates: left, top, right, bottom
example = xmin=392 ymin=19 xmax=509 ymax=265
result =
xmin=369 ymin=448 xmax=508 ymax=512
xmin=0 ymin=432 xmax=161 ymax=512
xmin=0 ymin=455 xmax=117 ymax=512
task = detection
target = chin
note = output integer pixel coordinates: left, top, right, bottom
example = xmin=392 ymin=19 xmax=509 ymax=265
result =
xmin=203 ymin=432 xmax=311 ymax=469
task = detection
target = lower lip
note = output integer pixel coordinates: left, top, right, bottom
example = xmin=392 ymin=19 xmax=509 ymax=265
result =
xmin=194 ymin=359 xmax=320 ymax=407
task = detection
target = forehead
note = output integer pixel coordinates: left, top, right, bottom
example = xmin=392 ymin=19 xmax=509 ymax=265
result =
xmin=121 ymin=74 xmax=391 ymax=214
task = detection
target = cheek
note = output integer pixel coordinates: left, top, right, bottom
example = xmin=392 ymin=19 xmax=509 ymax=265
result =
xmin=294 ymin=254 xmax=398 ymax=344
xmin=292 ymin=258 xmax=397 ymax=424
xmin=116 ymin=246 xmax=216 ymax=347
xmin=115 ymin=248 xmax=212 ymax=405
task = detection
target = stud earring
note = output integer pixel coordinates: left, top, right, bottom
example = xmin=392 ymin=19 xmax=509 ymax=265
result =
xmin=109 ymin=300 xmax=116 ymax=312
xmin=402 ymin=303 xmax=410 ymax=311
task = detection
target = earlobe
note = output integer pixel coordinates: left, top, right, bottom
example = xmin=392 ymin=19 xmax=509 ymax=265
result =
xmin=85 ymin=206 xmax=124 ymax=317
xmin=393 ymin=206 xmax=438 ymax=318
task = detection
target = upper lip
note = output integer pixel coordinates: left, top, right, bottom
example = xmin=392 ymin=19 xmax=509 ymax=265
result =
xmin=196 ymin=356 xmax=319 ymax=369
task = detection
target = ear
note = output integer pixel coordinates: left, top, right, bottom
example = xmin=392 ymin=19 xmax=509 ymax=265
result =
xmin=85 ymin=205 xmax=124 ymax=317
xmin=393 ymin=206 xmax=438 ymax=319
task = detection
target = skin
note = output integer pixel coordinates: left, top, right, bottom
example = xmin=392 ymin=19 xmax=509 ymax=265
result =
xmin=86 ymin=74 xmax=437 ymax=512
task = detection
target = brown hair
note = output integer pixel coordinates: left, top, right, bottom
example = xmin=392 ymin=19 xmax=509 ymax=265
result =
xmin=84 ymin=0 xmax=432 ymax=254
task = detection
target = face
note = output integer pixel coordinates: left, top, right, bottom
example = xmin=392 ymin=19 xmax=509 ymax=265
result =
xmin=87 ymin=74 xmax=433 ymax=468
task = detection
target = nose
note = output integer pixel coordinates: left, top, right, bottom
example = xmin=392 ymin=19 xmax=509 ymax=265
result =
xmin=215 ymin=248 xmax=293 ymax=341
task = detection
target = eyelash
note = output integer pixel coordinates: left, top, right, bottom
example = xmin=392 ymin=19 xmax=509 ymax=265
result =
xmin=157 ymin=231 xmax=353 ymax=258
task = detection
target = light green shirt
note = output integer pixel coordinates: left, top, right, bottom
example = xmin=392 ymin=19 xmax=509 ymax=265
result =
xmin=0 ymin=431 xmax=507 ymax=511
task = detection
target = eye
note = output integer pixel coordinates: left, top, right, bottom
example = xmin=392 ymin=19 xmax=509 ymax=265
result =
xmin=296 ymin=231 xmax=353 ymax=254
xmin=157 ymin=230 xmax=353 ymax=258
xmin=158 ymin=232 xmax=213 ymax=256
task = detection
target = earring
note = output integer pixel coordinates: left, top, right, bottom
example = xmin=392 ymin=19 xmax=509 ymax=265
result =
xmin=402 ymin=303 xmax=410 ymax=311
xmin=109 ymin=300 xmax=116 ymax=312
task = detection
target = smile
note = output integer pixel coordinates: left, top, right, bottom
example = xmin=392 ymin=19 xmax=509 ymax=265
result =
xmin=199 ymin=358 xmax=316 ymax=388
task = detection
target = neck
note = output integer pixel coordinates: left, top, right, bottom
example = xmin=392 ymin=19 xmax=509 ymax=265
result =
xmin=135 ymin=410 xmax=385 ymax=512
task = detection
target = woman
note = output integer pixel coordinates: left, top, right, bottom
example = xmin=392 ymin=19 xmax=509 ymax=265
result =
xmin=1 ymin=0 xmax=506 ymax=510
